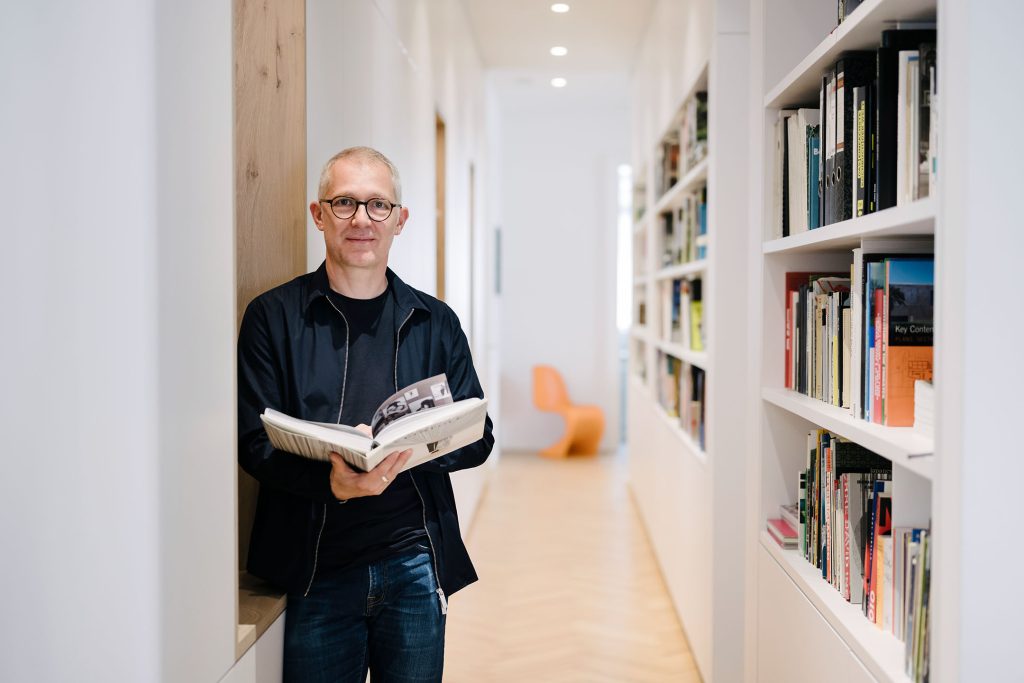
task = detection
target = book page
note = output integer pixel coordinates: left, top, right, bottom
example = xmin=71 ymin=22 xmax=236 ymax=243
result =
xmin=365 ymin=402 xmax=488 ymax=471
xmin=370 ymin=373 xmax=454 ymax=435
xmin=376 ymin=398 xmax=487 ymax=449
xmin=261 ymin=408 xmax=373 ymax=469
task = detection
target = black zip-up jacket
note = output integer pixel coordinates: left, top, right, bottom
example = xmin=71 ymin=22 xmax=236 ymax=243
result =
xmin=237 ymin=263 xmax=494 ymax=597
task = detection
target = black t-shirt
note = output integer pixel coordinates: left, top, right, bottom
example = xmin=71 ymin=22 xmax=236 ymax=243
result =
xmin=318 ymin=285 xmax=428 ymax=575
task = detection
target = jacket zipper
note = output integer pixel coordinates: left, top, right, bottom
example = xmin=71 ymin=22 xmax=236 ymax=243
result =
xmin=304 ymin=297 xmax=351 ymax=597
xmin=396 ymin=309 xmax=447 ymax=614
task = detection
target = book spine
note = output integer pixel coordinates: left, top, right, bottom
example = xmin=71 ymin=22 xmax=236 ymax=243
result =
xmin=872 ymin=287 xmax=884 ymax=423
xmin=854 ymin=86 xmax=867 ymax=217
xmin=842 ymin=474 xmax=852 ymax=601
xmin=799 ymin=471 xmax=808 ymax=557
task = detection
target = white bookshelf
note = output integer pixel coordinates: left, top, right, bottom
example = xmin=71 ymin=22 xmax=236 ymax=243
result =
xmin=749 ymin=0 xmax=947 ymax=681
xmin=656 ymin=340 xmax=710 ymax=371
xmin=654 ymin=259 xmax=708 ymax=281
xmin=761 ymin=532 xmax=909 ymax=683
xmin=762 ymin=198 xmax=935 ymax=254
xmin=628 ymin=1 xmax=752 ymax=680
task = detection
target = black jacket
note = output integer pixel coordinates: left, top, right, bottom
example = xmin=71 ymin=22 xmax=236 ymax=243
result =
xmin=237 ymin=263 xmax=494 ymax=597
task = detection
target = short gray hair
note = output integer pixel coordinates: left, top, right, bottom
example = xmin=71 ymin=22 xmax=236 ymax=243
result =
xmin=317 ymin=146 xmax=402 ymax=203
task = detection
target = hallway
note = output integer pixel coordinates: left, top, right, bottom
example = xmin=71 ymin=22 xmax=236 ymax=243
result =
xmin=444 ymin=452 xmax=703 ymax=682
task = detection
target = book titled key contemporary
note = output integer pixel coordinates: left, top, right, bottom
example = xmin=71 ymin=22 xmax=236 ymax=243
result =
xmin=261 ymin=374 xmax=488 ymax=473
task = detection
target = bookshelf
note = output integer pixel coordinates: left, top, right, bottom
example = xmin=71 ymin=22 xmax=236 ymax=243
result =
xmin=749 ymin=0 xmax=946 ymax=681
xmin=627 ymin=1 xmax=752 ymax=680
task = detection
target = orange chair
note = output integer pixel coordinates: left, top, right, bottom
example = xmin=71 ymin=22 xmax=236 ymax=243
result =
xmin=532 ymin=365 xmax=605 ymax=458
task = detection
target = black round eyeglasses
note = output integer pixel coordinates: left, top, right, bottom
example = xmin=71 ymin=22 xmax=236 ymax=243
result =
xmin=320 ymin=196 xmax=401 ymax=222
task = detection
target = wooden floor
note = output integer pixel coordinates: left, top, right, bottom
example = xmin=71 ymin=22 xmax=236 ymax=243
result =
xmin=444 ymin=451 xmax=703 ymax=682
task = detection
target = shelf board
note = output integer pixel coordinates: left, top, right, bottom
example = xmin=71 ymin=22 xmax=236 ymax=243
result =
xmin=761 ymin=532 xmax=913 ymax=683
xmin=764 ymin=0 xmax=937 ymax=109
xmin=652 ymin=157 xmax=709 ymax=216
xmin=680 ymin=61 xmax=710 ymax=114
xmin=655 ymin=340 xmax=709 ymax=370
xmin=630 ymin=327 xmax=651 ymax=343
xmin=762 ymin=387 xmax=934 ymax=478
xmin=653 ymin=259 xmax=707 ymax=281
xmin=763 ymin=198 xmax=935 ymax=254
xmin=654 ymin=404 xmax=707 ymax=464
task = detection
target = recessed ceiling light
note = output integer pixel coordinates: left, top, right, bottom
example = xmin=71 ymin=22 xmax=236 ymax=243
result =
xmin=551 ymin=3 xmax=570 ymax=13
xmin=551 ymin=77 xmax=567 ymax=88
xmin=550 ymin=46 xmax=568 ymax=57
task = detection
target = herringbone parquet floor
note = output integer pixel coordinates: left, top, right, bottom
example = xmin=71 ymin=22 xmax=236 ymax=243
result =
xmin=444 ymin=451 xmax=703 ymax=682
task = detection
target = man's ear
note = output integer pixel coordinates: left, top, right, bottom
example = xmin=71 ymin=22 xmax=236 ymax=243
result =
xmin=310 ymin=201 xmax=326 ymax=233
xmin=394 ymin=206 xmax=410 ymax=235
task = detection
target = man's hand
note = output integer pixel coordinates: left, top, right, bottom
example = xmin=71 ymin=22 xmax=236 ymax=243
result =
xmin=328 ymin=448 xmax=413 ymax=501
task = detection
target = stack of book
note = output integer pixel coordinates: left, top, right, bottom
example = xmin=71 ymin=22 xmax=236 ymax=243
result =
xmin=680 ymin=91 xmax=708 ymax=174
xmin=784 ymin=271 xmax=852 ymax=407
xmin=767 ymin=502 xmax=801 ymax=549
xmin=658 ymin=186 xmax=707 ymax=267
xmin=766 ymin=516 xmax=798 ymax=549
xmin=771 ymin=27 xmax=938 ymax=239
xmin=785 ymin=241 xmax=934 ymax=427
xmin=655 ymin=355 xmax=706 ymax=449
xmin=794 ymin=429 xmax=931 ymax=677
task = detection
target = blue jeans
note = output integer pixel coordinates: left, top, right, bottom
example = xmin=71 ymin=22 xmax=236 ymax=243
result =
xmin=283 ymin=551 xmax=446 ymax=683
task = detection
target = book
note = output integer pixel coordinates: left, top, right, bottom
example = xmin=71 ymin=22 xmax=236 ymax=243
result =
xmin=896 ymin=50 xmax=920 ymax=206
xmin=852 ymin=238 xmax=934 ymax=420
xmin=767 ymin=517 xmax=798 ymax=549
xmin=883 ymin=258 xmax=934 ymax=426
xmin=787 ymin=108 xmax=820 ymax=235
xmin=808 ymin=125 xmax=822 ymax=229
xmin=780 ymin=502 xmax=800 ymax=530
xmin=260 ymin=374 xmax=489 ymax=473
xmin=876 ymin=29 xmax=936 ymax=210
xmin=834 ymin=52 xmax=876 ymax=224
xmin=917 ymin=43 xmax=936 ymax=200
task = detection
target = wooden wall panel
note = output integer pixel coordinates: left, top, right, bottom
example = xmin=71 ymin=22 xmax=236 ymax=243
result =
xmin=234 ymin=0 xmax=307 ymax=572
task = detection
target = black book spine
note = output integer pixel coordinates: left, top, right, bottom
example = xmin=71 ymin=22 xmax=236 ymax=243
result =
xmin=867 ymin=81 xmax=877 ymax=214
xmin=782 ymin=114 xmax=791 ymax=237
xmin=876 ymin=30 xmax=937 ymax=210
xmin=836 ymin=52 xmax=876 ymax=223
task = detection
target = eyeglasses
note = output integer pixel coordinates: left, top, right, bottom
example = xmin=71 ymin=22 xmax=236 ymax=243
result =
xmin=320 ymin=196 xmax=401 ymax=222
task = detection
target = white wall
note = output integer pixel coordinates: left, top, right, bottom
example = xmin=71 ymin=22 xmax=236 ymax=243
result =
xmin=495 ymin=80 xmax=629 ymax=452
xmin=306 ymin=0 xmax=498 ymax=526
xmin=0 ymin=2 xmax=236 ymax=681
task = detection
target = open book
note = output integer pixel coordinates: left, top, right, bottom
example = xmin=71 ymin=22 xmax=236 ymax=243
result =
xmin=260 ymin=374 xmax=488 ymax=473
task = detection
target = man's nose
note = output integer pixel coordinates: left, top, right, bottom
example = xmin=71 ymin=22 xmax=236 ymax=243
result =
xmin=351 ymin=203 xmax=374 ymax=224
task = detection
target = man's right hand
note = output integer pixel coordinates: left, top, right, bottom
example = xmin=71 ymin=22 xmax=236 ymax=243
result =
xmin=328 ymin=449 xmax=413 ymax=501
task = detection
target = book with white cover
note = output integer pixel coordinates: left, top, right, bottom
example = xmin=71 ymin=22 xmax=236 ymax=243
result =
xmin=260 ymin=373 xmax=488 ymax=473
xmin=787 ymin=108 xmax=820 ymax=235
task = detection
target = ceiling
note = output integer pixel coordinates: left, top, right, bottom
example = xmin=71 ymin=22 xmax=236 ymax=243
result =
xmin=463 ymin=0 xmax=655 ymax=94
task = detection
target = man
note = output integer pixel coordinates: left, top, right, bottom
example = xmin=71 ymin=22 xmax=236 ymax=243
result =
xmin=238 ymin=146 xmax=493 ymax=682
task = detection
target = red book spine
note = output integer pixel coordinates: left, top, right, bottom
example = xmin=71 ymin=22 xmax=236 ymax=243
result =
xmin=842 ymin=475 xmax=851 ymax=601
xmin=785 ymin=293 xmax=793 ymax=389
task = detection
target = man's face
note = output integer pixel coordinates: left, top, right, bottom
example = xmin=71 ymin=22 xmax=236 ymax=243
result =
xmin=310 ymin=156 xmax=409 ymax=272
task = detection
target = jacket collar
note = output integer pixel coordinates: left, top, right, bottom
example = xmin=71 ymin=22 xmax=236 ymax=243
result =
xmin=304 ymin=261 xmax=430 ymax=320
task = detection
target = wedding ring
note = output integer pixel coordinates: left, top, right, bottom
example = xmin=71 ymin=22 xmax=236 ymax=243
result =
xmin=381 ymin=475 xmax=389 ymax=484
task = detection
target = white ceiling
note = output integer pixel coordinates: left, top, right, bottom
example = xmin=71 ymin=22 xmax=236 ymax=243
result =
xmin=463 ymin=0 xmax=655 ymax=84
